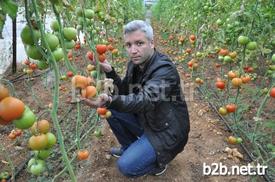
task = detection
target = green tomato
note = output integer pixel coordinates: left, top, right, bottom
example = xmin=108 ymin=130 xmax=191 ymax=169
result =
xmin=272 ymin=54 xmax=275 ymax=62
xmin=76 ymin=7 xmax=83 ymax=16
xmin=30 ymin=159 xmax=45 ymax=175
xmin=44 ymin=33 xmax=59 ymax=50
xmin=269 ymin=65 xmax=275 ymax=71
xmin=246 ymin=41 xmax=257 ymax=50
xmin=46 ymin=132 xmax=57 ymax=148
xmin=65 ymin=40 xmax=75 ymax=49
xmin=53 ymin=48 xmax=64 ymax=61
xmin=238 ymin=35 xmax=249 ymax=45
xmin=218 ymin=56 xmax=224 ymax=61
xmin=21 ymin=25 xmax=41 ymax=45
xmin=49 ymin=0 xmax=60 ymax=4
xmin=26 ymin=45 xmax=43 ymax=60
xmin=37 ymin=62 xmax=48 ymax=70
xmin=63 ymin=27 xmax=77 ymax=41
xmin=85 ymin=9 xmax=95 ymax=19
xmin=90 ymin=70 xmax=97 ymax=78
xmin=37 ymin=61 xmax=49 ymax=70
xmin=50 ymin=20 xmax=60 ymax=32
xmin=13 ymin=106 xmax=36 ymax=129
xmin=236 ymin=137 xmax=243 ymax=144
xmin=35 ymin=149 xmax=51 ymax=160
xmin=224 ymin=55 xmax=232 ymax=63
xmin=216 ymin=19 xmax=222 ymax=26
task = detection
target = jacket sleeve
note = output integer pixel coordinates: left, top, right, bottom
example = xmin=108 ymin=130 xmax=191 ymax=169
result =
xmin=105 ymin=67 xmax=129 ymax=95
xmin=108 ymin=63 xmax=178 ymax=113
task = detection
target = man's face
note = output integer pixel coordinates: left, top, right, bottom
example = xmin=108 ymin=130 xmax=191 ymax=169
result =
xmin=124 ymin=30 xmax=154 ymax=65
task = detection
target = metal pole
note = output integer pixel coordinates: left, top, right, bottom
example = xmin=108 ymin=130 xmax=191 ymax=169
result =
xmin=12 ymin=16 xmax=17 ymax=73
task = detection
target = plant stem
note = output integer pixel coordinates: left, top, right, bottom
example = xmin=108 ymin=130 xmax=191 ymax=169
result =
xmin=30 ymin=0 xmax=76 ymax=181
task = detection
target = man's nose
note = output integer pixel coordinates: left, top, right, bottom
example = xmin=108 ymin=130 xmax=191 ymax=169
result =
xmin=129 ymin=45 xmax=138 ymax=53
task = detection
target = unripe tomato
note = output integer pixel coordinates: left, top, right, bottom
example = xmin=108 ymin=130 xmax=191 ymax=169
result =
xmin=238 ymin=36 xmax=249 ymax=45
xmin=46 ymin=132 xmax=57 ymax=148
xmin=50 ymin=20 xmax=60 ymax=32
xmin=246 ymin=41 xmax=257 ymax=50
xmin=28 ymin=134 xmax=49 ymax=150
xmin=218 ymin=107 xmax=227 ymax=115
xmin=13 ymin=106 xmax=36 ymax=129
xmin=27 ymin=46 xmax=43 ymax=60
xmin=227 ymin=136 xmax=237 ymax=144
xmin=0 ymin=85 xmax=9 ymax=101
xmin=63 ymin=27 xmax=77 ymax=41
xmin=21 ymin=25 xmax=41 ymax=45
xmin=44 ymin=33 xmax=59 ymax=50
xmin=53 ymin=48 xmax=64 ymax=62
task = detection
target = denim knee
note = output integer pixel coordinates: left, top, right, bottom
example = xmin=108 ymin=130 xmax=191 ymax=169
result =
xmin=117 ymin=158 xmax=135 ymax=177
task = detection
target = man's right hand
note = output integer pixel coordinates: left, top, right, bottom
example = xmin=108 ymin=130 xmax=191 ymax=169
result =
xmin=99 ymin=60 xmax=113 ymax=73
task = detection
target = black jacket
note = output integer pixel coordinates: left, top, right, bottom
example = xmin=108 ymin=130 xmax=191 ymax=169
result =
xmin=106 ymin=50 xmax=190 ymax=167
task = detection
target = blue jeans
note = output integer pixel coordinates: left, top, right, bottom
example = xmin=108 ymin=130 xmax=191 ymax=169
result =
xmin=107 ymin=109 xmax=159 ymax=177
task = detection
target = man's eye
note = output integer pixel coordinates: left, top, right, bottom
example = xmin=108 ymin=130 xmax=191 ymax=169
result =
xmin=126 ymin=43 xmax=131 ymax=48
xmin=137 ymin=42 xmax=143 ymax=46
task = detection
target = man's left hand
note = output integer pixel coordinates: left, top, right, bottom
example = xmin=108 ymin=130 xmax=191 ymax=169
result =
xmin=81 ymin=93 xmax=111 ymax=108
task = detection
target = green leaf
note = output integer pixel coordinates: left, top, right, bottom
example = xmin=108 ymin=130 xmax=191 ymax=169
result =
xmin=261 ymin=48 xmax=272 ymax=54
xmin=0 ymin=0 xmax=18 ymax=19
xmin=264 ymin=120 xmax=275 ymax=129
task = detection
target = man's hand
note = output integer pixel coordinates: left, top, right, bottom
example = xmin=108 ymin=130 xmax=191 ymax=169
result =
xmin=81 ymin=93 xmax=111 ymax=108
xmin=99 ymin=60 xmax=113 ymax=73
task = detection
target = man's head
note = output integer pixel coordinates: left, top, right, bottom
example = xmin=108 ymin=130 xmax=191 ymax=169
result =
xmin=123 ymin=20 xmax=154 ymax=66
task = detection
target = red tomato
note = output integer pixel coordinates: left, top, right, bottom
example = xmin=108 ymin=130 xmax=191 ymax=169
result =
xmin=226 ymin=104 xmax=237 ymax=113
xmin=270 ymin=87 xmax=275 ymax=98
xmin=86 ymin=51 xmax=94 ymax=61
xmin=67 ymin=71 xmax=74 ymax=77
xmin=216 ymin=81 xmax=225 ymax=89
xmin=96 ymin=44 xmax=107 ymax=54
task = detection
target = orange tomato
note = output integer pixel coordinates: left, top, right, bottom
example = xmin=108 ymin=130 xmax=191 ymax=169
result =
xmin=98 ymin=54 xmax=106 ymax=62
xmin=97 ymin=107 xmax=107 ymax=115
xmin=219 ymin=49 xmax=229 ymax=56
xmin=231 ymin=78 xmax=242 ymax=87
xmin=77 ymin=149 xmax=89 ymax=160
xmin=0 ymin=85 xmax=9 ymax=101
xmin=189 ymin=34 xmax=196 ymax=41
xmin=241 ymin=76 xmax=251 ymax=84
xmin=0 ymin=97 xmax=25 ymax=122
xmin=107 ymin=44 xmax=114 ymax=51
xmin=72 ymin=75 xmax=93 ymax=89
xmin=228 ymin=71 xmax=237 ymax=79
xmin=28 ymin=134 xmax=49 ymax=150
xmin=81 ymin=86 xmax=97 ymax=98
xmin=229 ymin=51 xmax=237 ymax=59
xmin=30 ymin=120 xmax=50 ymax=134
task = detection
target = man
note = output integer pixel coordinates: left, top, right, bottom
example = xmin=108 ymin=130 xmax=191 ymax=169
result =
xmin=83 ymin=20 xmax=190 ymax=177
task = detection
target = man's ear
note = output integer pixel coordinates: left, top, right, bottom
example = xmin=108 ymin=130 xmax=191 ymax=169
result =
xmin=150 ymin=40 xmax=154 ymax=48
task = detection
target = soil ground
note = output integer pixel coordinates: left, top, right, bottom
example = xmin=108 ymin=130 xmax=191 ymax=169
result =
xmin=0 ymin=25 xmax=267 ymax=182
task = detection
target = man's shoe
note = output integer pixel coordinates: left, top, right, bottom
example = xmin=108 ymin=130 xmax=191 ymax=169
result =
xmin=149 ymin=165 xmax=167 ymax=176
xmin=110 ymin=147 xmax=124 ymax=158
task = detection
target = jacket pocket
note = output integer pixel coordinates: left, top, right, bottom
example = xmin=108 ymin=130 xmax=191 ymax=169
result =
xmin=145 ymin=109 xmax=171 ymax=132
